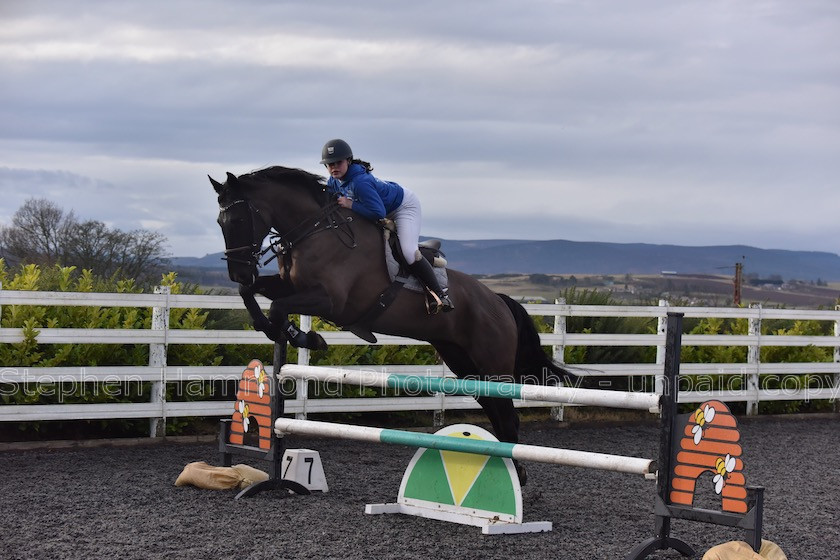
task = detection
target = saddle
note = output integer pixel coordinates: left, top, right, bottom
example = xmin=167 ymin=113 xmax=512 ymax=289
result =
xmin=381 ymin=218 xmax=448 ymax=277
xmin=343 ymin=219 xmax=449 ymax=343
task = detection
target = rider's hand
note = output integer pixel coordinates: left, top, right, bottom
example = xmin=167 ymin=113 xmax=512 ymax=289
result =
xmin=337 ymin=196 xmax=353 ymax=209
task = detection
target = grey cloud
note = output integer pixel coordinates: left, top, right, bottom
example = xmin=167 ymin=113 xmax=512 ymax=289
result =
xmin=1 ymin=0 xmax=838 ymax=257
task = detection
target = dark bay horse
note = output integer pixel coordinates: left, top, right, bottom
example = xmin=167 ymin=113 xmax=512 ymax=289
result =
xmin=210 ymin=166 xmax=576 ymax=478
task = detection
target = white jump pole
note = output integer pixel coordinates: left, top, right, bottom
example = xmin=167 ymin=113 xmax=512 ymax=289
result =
xmin=274 ymin=417 xmax=655 ymax=476
xmin=279 ymin=364 xmax=661 ymax=412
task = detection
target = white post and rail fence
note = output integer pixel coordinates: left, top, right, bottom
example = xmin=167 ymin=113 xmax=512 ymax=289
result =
xmin=1 ymin=287 xmax=838 ymax=437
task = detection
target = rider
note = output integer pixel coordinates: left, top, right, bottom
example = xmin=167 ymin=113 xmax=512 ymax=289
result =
xmin=320 ymin=138 xmax=454 ymax=313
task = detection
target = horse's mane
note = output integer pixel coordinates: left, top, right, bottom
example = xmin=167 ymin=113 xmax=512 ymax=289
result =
xmin=235 ymin=166 xmax=328 ymax=204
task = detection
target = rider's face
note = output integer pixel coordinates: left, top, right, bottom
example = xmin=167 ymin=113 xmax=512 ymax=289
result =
xmin=326 ymin=159 xmax=349 ymax=180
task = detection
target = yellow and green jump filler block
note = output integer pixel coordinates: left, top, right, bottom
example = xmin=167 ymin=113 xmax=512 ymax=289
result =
xmin=365 ymin=424 xmax=552 ymax=534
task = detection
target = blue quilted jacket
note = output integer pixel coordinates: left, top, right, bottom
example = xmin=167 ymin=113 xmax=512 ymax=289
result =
xmin=326 ymin=163 xmax=405 ymax=221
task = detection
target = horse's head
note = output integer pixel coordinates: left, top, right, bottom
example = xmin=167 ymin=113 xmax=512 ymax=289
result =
xmin=210 ymin=172 xmax=271 ymax=286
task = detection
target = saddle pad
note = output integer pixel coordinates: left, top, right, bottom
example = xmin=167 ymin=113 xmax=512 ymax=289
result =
xmin=384 ymin=238 xmax=449 ymax=294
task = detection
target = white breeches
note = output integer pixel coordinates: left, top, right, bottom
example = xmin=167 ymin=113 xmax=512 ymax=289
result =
xmin=388 ymin=187 xmax=422 ymax=263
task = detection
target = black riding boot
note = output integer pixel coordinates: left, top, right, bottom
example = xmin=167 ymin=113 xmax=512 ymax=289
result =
xmin=408 ymin=258 xmax=454 ymax=313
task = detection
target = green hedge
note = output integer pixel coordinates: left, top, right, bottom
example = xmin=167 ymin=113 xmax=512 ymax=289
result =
xmin=0 ymin=263 xmax=834 ymax=440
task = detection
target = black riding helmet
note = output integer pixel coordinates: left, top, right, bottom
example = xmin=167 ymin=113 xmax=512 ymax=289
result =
xmin=320 ymin=139 xmax=353 ymax=164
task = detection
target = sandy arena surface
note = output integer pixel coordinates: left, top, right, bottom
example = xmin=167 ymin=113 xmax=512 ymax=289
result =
xmin=1 ymin=415 xmax=837 ymax=559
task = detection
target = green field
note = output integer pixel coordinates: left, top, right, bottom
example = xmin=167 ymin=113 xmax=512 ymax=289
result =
xmin=477 ymin=273 xmax=840 ymax=308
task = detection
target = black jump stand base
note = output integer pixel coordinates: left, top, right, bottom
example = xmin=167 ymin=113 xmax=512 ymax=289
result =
xmin=234 ymin=477 xmax=311 ymax=500
xmin=625 ymin=537 xmax=695 ymax=560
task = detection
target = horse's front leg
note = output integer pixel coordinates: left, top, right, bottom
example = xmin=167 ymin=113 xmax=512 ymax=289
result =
xmin=239 ymin=276 xmax=295 ymax=343
xmin=240 ymin=276 xmax=331 ymax=351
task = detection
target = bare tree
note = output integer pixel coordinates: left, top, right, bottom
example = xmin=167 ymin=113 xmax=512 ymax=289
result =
xmin=63 ymin=220 xmax=169 ymax=284
xmin=62 ymin=220 xmax=114 ymax=271
xmin=121 ymin=228 xmax=170 ymax=282
xmin=1 ymin=198 xmax=170 ymax=286
xmin=0 ymin=198 xmax=75 ymax=264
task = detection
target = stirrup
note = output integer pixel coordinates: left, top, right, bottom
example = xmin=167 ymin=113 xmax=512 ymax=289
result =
xmin=439 ymin=293 xmax=454 ymax=313
xmin=424 ymin=291 xmax=442 ymax=315
xmin=424 ymin=290 xmax=454 ymax=315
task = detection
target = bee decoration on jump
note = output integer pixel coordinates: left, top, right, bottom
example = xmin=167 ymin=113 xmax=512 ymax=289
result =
xmin=238 ymin=400 xmax=251 ymax=432
xmin=254 ymin=362 xmax=267 ymax=399
xmin=691 ymin=403 xmax=716 ymax=445
xmin=713 ymin=454 xmax=737 ymax=494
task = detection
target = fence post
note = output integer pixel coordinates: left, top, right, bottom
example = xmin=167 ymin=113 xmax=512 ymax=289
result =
xmin=655 ymin=300 xmax=669 ymax=395
xmin=434 ymin=363 xmax=446 ymax=428
xmin=295 ymin=315 xmax=311 ymax=420
xmin=746 ymin=304 xmax=762 ymax=415
xmin=149 ymin=285 xmax=170 ymax=437
xmin=433 ymin=387 xmax=446 ymax=427
xmin=834 ymin=306 xmax=839 ymax=414
xmin=550 ymin=297 xmax=567 ymax=422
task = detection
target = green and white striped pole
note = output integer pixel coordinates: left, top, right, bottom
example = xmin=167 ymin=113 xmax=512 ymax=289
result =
xmin=279 ymin=364 xmax=661 ymax=412
xmin=274 ymin=417 xmax=654 ymax=476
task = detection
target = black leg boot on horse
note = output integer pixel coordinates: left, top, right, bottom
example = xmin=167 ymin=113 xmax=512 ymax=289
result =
xmin=408 ymin=258 xmax=454 ymax=314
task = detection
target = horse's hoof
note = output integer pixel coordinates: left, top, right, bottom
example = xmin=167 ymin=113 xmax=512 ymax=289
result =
xmin=306 ymin=331 xmax=328 ymax=351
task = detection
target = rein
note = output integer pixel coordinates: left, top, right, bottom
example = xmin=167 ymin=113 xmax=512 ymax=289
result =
xmin=220 ymin=185 xmax=358 ymax=274
xmin=264 ymin=200 xmax=356 ymax=265
xmin=264 ymin=199 xmax=357 ymax=267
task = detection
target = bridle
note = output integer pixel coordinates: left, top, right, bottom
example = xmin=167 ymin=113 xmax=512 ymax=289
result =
xmin=219 ymin=198 xmax=269 ymax=270
xmin=219 ymin=195 xmax=357 ymax=273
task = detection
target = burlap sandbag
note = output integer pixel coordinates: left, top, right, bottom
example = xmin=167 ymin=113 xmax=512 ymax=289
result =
xmin=174 ymin=461 xmax=269 ymax=490
xmin=702 ymin=539 xmax=787 ymax=560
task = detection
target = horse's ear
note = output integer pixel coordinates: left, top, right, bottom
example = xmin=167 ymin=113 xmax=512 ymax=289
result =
xmin=209 ymin=175 xmax=224 ymax=193
xmin=226 ymin=172 xmax=238 ymax=185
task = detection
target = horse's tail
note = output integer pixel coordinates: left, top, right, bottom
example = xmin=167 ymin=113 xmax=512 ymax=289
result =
xmin=497 ymin=293 xmax=578 ymax=386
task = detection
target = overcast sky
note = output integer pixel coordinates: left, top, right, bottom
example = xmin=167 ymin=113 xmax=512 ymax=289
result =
xmin=1 ymin=0 xmax=838 ymax=258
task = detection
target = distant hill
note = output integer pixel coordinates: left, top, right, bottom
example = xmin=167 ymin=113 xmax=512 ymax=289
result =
xmin=173 ymin=239 xmax=840 ymax=282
